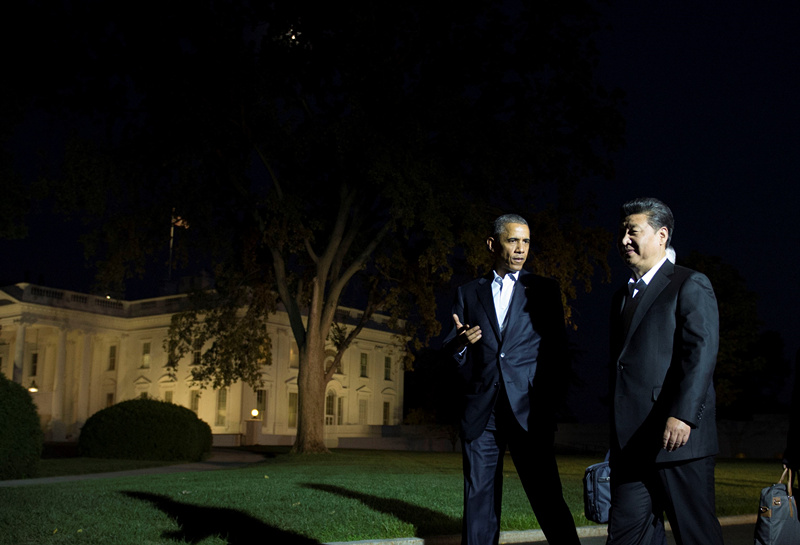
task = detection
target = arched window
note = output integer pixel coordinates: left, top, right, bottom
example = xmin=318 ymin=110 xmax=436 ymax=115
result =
xmin=325 ymin=390 xmax=336 ymax=425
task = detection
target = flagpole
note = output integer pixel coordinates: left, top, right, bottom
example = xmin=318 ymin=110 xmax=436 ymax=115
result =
xmin=169 ymin=211 xmax=175 ymax=282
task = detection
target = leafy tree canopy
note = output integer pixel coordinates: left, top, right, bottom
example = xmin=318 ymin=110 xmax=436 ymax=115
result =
xmin=5 ymin=0 xmax=624 ymax=450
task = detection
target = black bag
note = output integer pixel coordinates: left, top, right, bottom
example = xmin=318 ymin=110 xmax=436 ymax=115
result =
xmin=583 ymin=451 xmax=611 ymax=524
xmin=755 ymin=468 xmax=800 ymax=545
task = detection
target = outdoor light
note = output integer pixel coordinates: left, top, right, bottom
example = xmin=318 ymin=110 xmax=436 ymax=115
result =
xmin=28 ymin=380 xmax=39 ymax=393
xmin=251 ymin=409 xmax=259 ymax=418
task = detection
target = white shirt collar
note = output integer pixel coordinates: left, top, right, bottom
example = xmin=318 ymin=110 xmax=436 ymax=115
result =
xmin=628 ymin=254 xmax=669 ymax=288
xmin=493 ymin=270 xmax=520 ymax=283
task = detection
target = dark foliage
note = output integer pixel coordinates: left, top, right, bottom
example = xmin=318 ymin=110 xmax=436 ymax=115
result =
xmin=79 ymin=398 xmax=211 ymax=461
xmin=0 ymin=374 xmax=43 ymax=480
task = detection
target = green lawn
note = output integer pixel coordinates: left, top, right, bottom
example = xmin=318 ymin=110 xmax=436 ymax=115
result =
xmin=0 ymin=450 xmax=778 ymax=545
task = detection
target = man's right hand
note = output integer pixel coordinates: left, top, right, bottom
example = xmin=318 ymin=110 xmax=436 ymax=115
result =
xmin=453 ymin=314 xmax=482 ymax=352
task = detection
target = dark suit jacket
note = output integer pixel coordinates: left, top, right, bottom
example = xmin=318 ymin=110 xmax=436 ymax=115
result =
xmin=784 ymin=350 xmax=800 ymax=469
xmin=445 ymin=270 xmax=568 ymax=442
xmin=610 ymin=261 xmax=719 ymax=463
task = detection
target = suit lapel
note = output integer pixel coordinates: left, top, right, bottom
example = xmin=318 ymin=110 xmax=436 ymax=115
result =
xmin=505 ymin=270 xmax=529 ymax=329
xmin=477 ymin=275 xmax=502 ymax=340
xmin=623 ymin=261 xmax=673 ymax=346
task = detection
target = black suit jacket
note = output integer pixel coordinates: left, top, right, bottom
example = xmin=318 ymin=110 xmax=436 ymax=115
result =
xmin=784 ymin=350 xmax=800 ymax=469
xmin=445 ymin=270 xmax=569 ymax=442
xmin=610 ymin=261 xmax=719 ymax=463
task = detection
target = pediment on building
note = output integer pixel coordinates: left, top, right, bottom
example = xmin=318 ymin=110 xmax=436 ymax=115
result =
xmin=355 ymin=385 xmax=372 ymax=395
xmin=381 ymin=387 xmax=397 ymax=397
xmin=133 ymin=376 xmax=152 ymax=386
xmin=285 ymin=376 xmax=297 ymax=385
xmin=326 ymin=379 xmax=344 ymax=393
xmin=158 ymin=373 xmax=177 ymax=384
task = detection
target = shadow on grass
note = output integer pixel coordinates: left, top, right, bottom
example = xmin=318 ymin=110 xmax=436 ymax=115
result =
xmin=122 ymin=491 xmax=320 ymax=544
xmin=303 ymin=483 xmax=461 ymax=537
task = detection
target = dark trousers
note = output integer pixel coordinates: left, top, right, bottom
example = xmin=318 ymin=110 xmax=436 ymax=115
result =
xmin=460 ymin=391 xmax=580 ymax=545
xmin=606 ymin=455 xmax=724 ymax=545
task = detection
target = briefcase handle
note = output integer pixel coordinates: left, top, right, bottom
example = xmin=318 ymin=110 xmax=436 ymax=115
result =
xmin=779 ymin=468 xmax=794 ymax=497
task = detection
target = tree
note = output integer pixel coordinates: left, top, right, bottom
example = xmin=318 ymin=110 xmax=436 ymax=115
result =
xmin=12 ymin=0 xmax=623 ymax=452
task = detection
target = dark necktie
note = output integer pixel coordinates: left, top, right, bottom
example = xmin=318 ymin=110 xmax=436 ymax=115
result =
xmin=494 ymin=274 xmax=516 ymax=332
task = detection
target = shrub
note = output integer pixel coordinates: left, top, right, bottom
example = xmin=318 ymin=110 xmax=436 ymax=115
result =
xmin=79 ymin=398 xmax=212 ymax=461
xmin=0 ymin=374 xmax=43 ymax=480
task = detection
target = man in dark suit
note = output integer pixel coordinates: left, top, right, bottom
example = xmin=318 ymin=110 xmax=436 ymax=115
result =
xmin=445 ymin=214 xmax=580 ymax=545
xmin=608 ymin=198 xmax=724 ymax=545
xmin=782 ymin=349 xmax=800 ymax=472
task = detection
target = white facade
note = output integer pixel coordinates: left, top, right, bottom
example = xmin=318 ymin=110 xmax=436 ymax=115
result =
xmin=0 ymin=283 xmax=406 ymax=447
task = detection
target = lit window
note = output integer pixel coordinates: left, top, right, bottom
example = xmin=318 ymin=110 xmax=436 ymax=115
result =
xmin=358 ymin=399 xmax=368 ymax=424
xmin=215 ymin=388 xmax=227 ymax=426
xmin=141 ymin=342 xmax=151 ymax=369
xmin=256 ymin=390 xmax=267 ymax=420
xmin=164 ymin=390 xmax=174 ymax=403
xmin=30 ymin=352 xmax=39 ymax=377
xmin=325 ymin=391 xmax=336 ymax=425
xmin=383 ymin=401 xmax=391 ymax=425
xmin=108 ymin=345 xmax=117 ymax=371
xmin=288 ymin=392 xmax=298 ymax=427
xmin=360 ymin=353 xmax=368 ymax=377
xmin=190 ymin=391 xmax=201 ymax=413
xmin=289 ymin=342 xmax=299 ymax=369
xmin=384 ymin=356 xmax=392 ymax=380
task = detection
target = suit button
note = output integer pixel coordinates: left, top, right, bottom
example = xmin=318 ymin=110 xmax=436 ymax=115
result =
xmin=500 ymin=352 xmax=505 ymax=358
xmin=494 ymin=383 xmax=499 ymax=388
xmin=618 ymin=364 xmax=624 ymax=371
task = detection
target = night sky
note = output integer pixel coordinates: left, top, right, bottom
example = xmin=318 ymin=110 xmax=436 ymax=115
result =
xmin=563 ymin=0 xmax=800 ymax=420
xmin=2 ymin=2 xmax=799 ymax=419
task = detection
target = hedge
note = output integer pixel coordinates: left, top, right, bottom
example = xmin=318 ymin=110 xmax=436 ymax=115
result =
xmin=79 ymin=397 xmax=212 ymax=461
xmin=0 ymin=373 xmax=43 ymax=480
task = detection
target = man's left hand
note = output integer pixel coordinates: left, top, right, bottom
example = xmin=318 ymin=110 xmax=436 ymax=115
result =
xmin=662 ymin=417 xmax=691 ymax=451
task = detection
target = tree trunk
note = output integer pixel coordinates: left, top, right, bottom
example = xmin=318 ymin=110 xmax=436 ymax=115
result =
xmin=291 ymin=291 xmax=329 ymax=453
xmin=293 ymin=347 xmax=328 ymax=453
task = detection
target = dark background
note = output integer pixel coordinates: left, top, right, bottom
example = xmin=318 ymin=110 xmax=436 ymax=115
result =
xmin=2 ymin=1 xmax=798 ymax=422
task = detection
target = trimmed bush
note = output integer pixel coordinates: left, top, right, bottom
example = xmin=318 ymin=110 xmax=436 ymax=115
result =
xmin=79 ymin=398 xmax=212 ymax=461
xmin=0 ymin=373 xmax=43 ymax=480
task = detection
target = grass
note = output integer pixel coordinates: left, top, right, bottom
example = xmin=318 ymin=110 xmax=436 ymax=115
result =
xmin=0 ymin=449 xmax=779 ymax=545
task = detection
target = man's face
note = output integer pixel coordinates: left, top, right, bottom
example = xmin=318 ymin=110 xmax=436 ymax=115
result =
xmin=618 ymin=213 xmax=668 ymax=278
xmin=488 ymin=222 xmax=530 ymax=277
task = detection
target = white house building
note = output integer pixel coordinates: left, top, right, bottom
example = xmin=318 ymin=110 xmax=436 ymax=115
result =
xmin=0 ymin=283 xmax=406 ymax=447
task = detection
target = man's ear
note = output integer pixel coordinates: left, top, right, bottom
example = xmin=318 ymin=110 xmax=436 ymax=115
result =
xmin=659 ymin=227 xmax=669 ymax=246
xmin=486 ymin=237 xmax=495 ymax=253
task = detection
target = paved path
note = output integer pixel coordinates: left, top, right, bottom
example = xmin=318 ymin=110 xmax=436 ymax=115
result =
xmin=1 ymin=448 xmax=759 ymax=544
xmin=327 ymin=516 xmax=757 ymax=545
xmin=0 ymin=447 xmax=267 ymax=487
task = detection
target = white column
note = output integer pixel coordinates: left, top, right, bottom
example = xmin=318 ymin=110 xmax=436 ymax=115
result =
xmin=12 ymin=322 xmax=27 ymax=384
xmin=76 ymin=332 xmax=93 ymax=428
xmin=51 ymin=327 xmax=68 ymax=441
